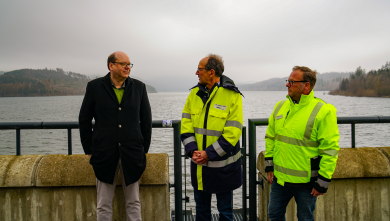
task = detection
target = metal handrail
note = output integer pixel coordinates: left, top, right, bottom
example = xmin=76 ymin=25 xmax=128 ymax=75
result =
xmin=2 ymin=116 xmax=390 ymax=221
xmin=247 ymin=115 xmax=390 ymax=220
xmin=0 ymin=120 xmax=184 ymax=221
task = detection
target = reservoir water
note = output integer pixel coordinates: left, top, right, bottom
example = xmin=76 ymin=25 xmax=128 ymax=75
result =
xmin=1 ymin=91 xmax=389 ymax=212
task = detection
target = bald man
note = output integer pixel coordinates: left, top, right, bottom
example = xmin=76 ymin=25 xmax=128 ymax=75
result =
xmin=79 ymin=51 xmax=152 ymax=221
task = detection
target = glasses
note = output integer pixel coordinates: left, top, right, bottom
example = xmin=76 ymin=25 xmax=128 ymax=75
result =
xmin=112 ymin=62 xmax=133 ymax=68
xmin=286 ymin=80 xmax=308 ymax=86
xmin=197 ymin=68 xmax=209 ymax=72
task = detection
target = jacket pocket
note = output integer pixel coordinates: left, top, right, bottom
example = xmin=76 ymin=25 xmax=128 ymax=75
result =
xmin=209 ymin=109 xmax=228 ymax=119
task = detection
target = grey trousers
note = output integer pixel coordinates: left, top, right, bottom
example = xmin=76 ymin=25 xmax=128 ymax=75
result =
xmin=96 ymin=160 xmax=141 ymax=221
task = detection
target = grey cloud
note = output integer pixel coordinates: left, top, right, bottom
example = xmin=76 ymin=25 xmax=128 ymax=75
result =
xmin=1 ymin=0 xmax=389 ymax=91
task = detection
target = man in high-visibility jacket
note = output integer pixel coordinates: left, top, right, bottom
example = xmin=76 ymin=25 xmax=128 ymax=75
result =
xmin=265 ymin=66 xmax=340 ymax=221
xmin=181 ymin=54 xmax=243 ymax=221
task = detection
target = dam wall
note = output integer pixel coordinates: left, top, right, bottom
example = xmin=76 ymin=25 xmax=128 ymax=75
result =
xmin=257 ymin=147 xmax=390 ymax=221
xmin=0 ymin=153 xmax=170 ymax=221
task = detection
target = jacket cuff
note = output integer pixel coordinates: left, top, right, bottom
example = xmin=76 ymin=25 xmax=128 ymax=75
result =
xmin=313 ymin=174 xmax=331 ymax=193
xmin=265 ymin=166 xmax=274 ymax=173
xmin=186 ymin=145 xmax=198 ymax=158
xmin=264 ymin=157 xmax=274 ymax=173
xmin=83 ymin=146 xmax=92 ymax=155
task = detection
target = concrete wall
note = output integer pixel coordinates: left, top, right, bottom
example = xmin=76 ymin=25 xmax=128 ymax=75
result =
xmin=0 ymin=153 xmax=170 ymax=221
xmin=257 ymin=147 xmax=390 ymax=221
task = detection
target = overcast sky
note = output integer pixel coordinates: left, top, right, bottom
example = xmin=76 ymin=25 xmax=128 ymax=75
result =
xmin=1 ymin=0 xmax=389 ymax=91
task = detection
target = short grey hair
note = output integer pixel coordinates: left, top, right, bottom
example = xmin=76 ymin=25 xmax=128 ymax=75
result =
xmin=292 ymin=66 xmax=317 ymax=90
xmin=205 ymin=54 xmax=224 ymax=77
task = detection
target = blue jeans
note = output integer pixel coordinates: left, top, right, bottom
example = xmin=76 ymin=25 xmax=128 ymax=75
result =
xmin=268 ymin=182 xmax=317 ymax=221
xmin=194 ymin=189 xmax=233 ymax=221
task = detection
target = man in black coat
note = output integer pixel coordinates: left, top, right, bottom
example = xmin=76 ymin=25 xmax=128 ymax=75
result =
xmin=79 ymin=51 xmax=152 ymax=221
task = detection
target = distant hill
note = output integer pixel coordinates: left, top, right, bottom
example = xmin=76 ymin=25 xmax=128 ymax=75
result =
xmin=130 ymin=76 xmax=157 ymax=93
xmin=238 ymin=72 xmax=351 ymax=91
xmin=144 ymin=84 xmax=157 ymax=93
xmin=0 ymin=71 xmax=5 ymax=75
xmin=0 ymin=68 xmax=90 ymax=97
xmin=0 ymin=68 xmax=157 ymax=97
xmin=330 ymin=62 xmax=390 ymax=97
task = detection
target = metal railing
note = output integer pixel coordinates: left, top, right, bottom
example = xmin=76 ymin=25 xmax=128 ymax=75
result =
xmin=0 ymin=120 xmax=249 ymax=220
xmin=247 ymin=116 xmax=390 ymax=220
xmin=0 ymin=120 xmax=184 ymax=221
xmin=2 ymin=116 xmax=390 ymax=221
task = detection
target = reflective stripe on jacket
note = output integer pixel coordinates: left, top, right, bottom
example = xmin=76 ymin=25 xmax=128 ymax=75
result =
xmin=181 ymin=76 xmax=243 ymax=193
xmin=264 ymin=90 xmax=339 ymax=193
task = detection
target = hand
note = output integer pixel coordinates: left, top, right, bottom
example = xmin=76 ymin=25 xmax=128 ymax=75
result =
xmin=199 ymin=151 xmax=209 ymax=161
xmin=192 ymin=151 xmax=208 ymax=164
xmin=311 ymin=188 xmax=324 ymax=197
xmin=88 ymin=154 xmax=91 ymax=158
xmin=267 ymin=171 xmax=274 ymax=184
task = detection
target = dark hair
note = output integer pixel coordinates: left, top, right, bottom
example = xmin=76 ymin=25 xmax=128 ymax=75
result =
xmin=107 ymin=52 xmax=117 ymax=70
xmin=292 ymin=66 xmax=317 ymax=90
xmin=205 ymin=54 xmax=224 ymax=77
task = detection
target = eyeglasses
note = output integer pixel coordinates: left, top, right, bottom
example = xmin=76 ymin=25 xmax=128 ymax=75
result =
xmin=286 ymin=80 xmax=308 ymax=86
xmin=197 ymin=68 xmax=209 ymax=72
xmin=112 ymin=62 xmax=133 ymax=68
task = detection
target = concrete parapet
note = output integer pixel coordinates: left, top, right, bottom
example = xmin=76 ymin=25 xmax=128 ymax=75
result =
xmin=0 ymin=155 xmax=44 ymax=187
xmin=0 ymin=153 xmax=170 ymax=221
xmin=257 ymin=147 xmax=390 ymax=221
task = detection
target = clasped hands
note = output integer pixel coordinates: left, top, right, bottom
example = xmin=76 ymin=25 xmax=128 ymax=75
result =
xmin=192 ymin=150 xmax=209 ymax=164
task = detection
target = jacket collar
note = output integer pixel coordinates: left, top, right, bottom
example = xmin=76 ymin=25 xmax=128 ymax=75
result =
xmin=190 ymin=75 xmax=243 ymax=96
xmin=287 ymin=90 xmax=314 ymax=106
xmin=102 ymin=73 xmax=134 ymax=105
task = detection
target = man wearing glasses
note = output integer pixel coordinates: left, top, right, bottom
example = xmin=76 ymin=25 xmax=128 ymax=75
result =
xmin=181 ymin=54 xmax=243 ymax=221
xmin=79 ymin=51 xmax=152 ymax=221
xmin=264 ymin=66 xmax=340 ymax=221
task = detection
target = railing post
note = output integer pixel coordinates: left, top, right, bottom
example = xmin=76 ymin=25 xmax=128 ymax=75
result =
xmin=241 ymin=126 xmax=247 ymax=220
xmin=248 ymin=120 xmax=257 ymax=220
xmin=173 ymin=122 xmax=183 ymax=221
xmin=68 ymin=128 xmax=72 ymax=155
xmin=351 ymin=123 xmax=355 ymax=148
xmin=16 ymin=129 xmax=21 ymax=155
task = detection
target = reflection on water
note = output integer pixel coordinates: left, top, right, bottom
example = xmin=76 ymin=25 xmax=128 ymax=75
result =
xmin=0 ymin=91 xmax=389 ymax=212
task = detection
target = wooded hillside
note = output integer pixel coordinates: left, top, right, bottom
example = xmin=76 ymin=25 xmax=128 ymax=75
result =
xmin=0 ymin=68 xmax=90 ymax=97
xmin=330 ymin=62 xmax=390 ymax=97
xmin=0 ymin=68 xmax=158 ymax=97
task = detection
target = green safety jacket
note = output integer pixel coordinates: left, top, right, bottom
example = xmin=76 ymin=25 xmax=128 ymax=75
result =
xmin=181 ymin=76 xmax=243 ymax=193
xmin=264 ymin=91 xmax=340 ymax=193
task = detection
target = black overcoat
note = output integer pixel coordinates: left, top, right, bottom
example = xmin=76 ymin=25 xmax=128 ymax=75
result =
xmin=79 ymin=73 xmax=152 ymax=186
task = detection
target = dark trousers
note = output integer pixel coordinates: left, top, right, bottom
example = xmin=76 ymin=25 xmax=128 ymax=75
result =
xmin=194 ymin=189 xmax=233 ymax=221
xmin=268 ymin=181 xmax=317 ymax=221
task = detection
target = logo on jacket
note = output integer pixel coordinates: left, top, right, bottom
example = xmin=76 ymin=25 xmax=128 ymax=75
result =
xmin=276 ymin=114 xmax=283 ymax=120
xmin=214 ymin=104 xmax=227 ymax=111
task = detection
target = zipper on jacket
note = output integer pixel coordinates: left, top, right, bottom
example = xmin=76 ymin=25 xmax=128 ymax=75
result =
xmin=283 ymin=110 xmax=290 ymax=127
xmin=202 ymin=87 xmax=219 ymax=150
xmin=203 ymin=101 xmax=212 ymax=150
xmin=203 ymin=90 xmax=209 ymax=108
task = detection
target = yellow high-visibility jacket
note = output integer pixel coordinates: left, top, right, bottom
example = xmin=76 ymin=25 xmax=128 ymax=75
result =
xmin=181 ymin=76 xmax=243 ymax=193
xmin=265 ymin=91 xmax=339 ymax=193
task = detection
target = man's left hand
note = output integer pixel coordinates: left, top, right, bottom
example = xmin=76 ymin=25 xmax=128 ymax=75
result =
xmin=311 ymin=188 xmax=324 ymax=197
xmin=199 ymin=151 xmax=209 ymax=161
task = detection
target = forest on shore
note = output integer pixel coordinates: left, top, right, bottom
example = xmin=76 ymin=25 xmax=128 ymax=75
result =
xmin=0 ymin=68 xmax=157 ymax=97
xmin=0 ymin=68 xmax=90 ymax=97
xmin=330 ymin=61 xmax=390 ymax=97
